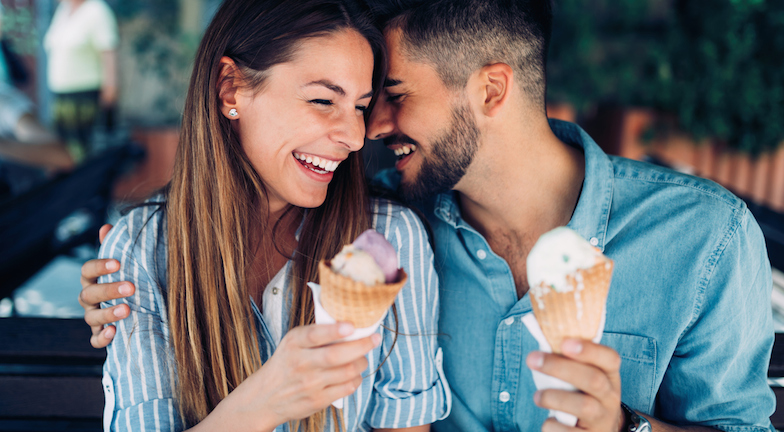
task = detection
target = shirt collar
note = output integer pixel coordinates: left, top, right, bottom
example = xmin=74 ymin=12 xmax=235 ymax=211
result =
xmin=433 ymin=119 xmax=614 ymax=251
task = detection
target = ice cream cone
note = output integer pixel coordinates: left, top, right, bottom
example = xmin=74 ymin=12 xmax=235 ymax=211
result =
xmin=318 ymin=260 xmax=407 ymax=328
xmin=529 ymin=259 xmax=613 ymax=353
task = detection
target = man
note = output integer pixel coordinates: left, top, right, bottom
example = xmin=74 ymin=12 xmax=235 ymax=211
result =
xmin=80 ymin=0 xmax=775 ymax=430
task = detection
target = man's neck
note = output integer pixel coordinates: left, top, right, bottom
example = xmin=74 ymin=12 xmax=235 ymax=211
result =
xmin=455 ymin=117 xmax=585 ymax=297
xmin=459 ymin=119 xmax=584 ymax=235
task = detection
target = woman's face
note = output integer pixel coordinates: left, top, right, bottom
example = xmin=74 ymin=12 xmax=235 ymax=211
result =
xmin=233 ymin=29 xmax=374 ymax=214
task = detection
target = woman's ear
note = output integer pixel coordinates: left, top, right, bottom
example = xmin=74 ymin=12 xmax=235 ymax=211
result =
xmin=472 ymin=62 xmax=513 ymax=118
xmin=218 ymin=57 xmax=241 ymax=119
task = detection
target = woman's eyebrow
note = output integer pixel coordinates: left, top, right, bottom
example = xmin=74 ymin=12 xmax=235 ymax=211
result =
xmin=303 ymin=80 xmax=373 ymax=99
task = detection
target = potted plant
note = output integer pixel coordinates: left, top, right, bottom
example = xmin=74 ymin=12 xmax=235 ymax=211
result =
xmin=547 ymin=0 xmax=784 ymax=211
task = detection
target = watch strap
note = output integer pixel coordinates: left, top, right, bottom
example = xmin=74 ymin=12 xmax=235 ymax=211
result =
xmin=621 ymin=402 xmax=652 ymax=432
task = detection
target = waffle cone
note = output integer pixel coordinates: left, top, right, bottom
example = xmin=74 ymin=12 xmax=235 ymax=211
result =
xmin=530 ymin=259 xmax=613 ymax=354
xmin=318 ymin=260 xmax=407 ymax=328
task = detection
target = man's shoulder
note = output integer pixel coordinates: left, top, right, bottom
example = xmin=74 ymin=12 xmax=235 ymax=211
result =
xmin=610 ymin=155 xmax=746 ymax=213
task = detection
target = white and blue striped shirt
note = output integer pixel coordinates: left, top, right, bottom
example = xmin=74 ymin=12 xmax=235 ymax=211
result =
xmin=99 ymin=198 xmax=450 ymax=431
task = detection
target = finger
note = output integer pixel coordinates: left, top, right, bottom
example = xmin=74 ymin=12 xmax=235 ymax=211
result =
xmin=85 ymin=303 xmax=130 ymax=327
xmin=561 ymin=339 xmax=621 ymax=375
xmin=320 ymin=373 xmax=365 ymax=403
xmin=322 ymin=356 xmax=369 ymax=384
xmin=90 ymin=325 xmax=116 ymax=349
xmin=541 ymin=417 xmax=580 ymax=432
xmin=290 ymin=322 xmax=357 ymax=349
xmin=99 ymin=224 xmax=113 ymax=244
xmin=79 ymin=281 xmax=134 ymax=308
xmin=527 ymin=351 xmax=617 ymax=402
xmin=81 ymin=259 xmax=120 ymax=284
xmin=535 ymin=388 xmax=604 ymax=427
xmin=312 ymin=333 xmax=381 ymax=368
xmin=560 ymin=339 xmax=622 ymax=391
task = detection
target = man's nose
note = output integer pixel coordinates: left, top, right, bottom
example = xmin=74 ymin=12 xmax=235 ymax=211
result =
xmin=367 ymin=96 xmax=395 ymax=141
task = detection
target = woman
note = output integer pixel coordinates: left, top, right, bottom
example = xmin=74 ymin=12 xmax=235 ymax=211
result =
xmin=93 ymin=0 xmax=448 ymax=430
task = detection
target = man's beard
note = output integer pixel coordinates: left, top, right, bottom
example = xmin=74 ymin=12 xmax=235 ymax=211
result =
xmin=400 ymin=101 xmax=479 ymax=202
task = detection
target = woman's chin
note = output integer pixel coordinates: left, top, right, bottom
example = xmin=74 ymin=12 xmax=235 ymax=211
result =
xmin=289 ymin=192 xmax=328 ymax=209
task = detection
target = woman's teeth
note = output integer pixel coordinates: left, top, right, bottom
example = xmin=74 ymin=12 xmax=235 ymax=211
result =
xmin=393 ymin=144 xmax=417 ymax=157
xmin=293 ymin=152 xmax=340 ymax=173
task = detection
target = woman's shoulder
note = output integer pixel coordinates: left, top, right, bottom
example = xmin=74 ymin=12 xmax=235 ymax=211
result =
xmin=99 ymin=198 xmax=166 ymax=263
xmin=369 ymin=197 xmax=431 ymax=252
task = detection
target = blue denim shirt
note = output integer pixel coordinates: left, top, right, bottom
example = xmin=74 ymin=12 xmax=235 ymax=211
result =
xmin=375 ymin=119 xmax=775 ymax=431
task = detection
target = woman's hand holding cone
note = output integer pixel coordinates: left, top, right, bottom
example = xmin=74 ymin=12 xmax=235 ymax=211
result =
xmin=206 ymin=322 xmax=381 ymax=431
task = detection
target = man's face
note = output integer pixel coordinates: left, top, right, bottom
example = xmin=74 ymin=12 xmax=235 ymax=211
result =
xmin=367 ymin=28 xmax=480 ymax=201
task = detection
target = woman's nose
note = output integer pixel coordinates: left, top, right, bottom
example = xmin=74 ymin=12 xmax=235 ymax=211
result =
xmin=333 ymin=109 xmax=365 ymax=152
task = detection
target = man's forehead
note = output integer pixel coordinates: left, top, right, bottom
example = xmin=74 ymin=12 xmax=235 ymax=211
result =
xmin=383 ymin=28 xmax=407 ymax=86
xmin=383 ymin=27 xmax=435 ymax=89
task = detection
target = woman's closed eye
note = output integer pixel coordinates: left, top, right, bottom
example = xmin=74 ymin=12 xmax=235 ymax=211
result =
xmin=310 ymin=99 xmax=367 ymax=113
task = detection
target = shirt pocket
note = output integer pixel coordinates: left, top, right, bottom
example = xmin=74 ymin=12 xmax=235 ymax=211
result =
xmin=600 ymin=332 xmax=657 ymax=412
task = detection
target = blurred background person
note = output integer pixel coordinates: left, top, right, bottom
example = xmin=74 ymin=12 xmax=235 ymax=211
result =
xmin=44 ymin=0 xmax=118 ymax=164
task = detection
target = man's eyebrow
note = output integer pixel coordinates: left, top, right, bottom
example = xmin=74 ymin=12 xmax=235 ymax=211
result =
xmin=304 ymin=80 xmax=373 ymax=99
xmin=384 ymin=78 xmax=402 ymax=87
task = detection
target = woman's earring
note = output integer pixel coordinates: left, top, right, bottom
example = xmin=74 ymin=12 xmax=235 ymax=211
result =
xmin=229 ymin=108 xmax=238 ymax=117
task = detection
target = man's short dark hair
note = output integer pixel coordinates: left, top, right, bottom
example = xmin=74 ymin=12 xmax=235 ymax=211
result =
xmin=379 ymin=0 xmax=552 ymax=110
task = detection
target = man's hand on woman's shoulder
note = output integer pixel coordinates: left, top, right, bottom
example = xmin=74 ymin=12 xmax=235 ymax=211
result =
xmin=78 ymin=224 xmax=135 ymax=349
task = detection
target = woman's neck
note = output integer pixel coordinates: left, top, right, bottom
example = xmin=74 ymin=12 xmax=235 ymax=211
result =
xmin=247 ymin=205 xmax=302 ymax=302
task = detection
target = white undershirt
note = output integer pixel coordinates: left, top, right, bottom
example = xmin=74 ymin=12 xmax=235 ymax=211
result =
xmin=261 ymin=261 xmax=290 ymax=345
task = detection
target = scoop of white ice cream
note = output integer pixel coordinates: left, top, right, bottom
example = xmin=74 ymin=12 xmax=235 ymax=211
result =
xmin=526 ymin=227 xmax=601 ymax=293
xmin=331 ymin=245 xmax=386 ymax=285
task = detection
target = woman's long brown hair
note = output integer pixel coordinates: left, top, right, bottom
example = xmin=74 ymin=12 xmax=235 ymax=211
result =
xmin=166 ymin=0 xmax=386 ymax=429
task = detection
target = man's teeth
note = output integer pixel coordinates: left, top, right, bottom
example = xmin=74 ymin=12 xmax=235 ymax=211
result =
xmin=393 ymin=144 xmax=417 ymax=157
xmin=293 ymin=152 xmax=340 ymax=172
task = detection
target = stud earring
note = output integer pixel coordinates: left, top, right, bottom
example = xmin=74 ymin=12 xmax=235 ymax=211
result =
xmin=229 ymin=108 xmax=238 ymax=117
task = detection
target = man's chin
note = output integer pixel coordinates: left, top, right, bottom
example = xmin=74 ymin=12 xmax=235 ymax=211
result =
xmin=400 ymin=177 xmax=445 ymax=203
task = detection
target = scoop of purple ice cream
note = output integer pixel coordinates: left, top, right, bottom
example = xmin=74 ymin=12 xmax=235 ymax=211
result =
xmin=352 ymin=230 xmax=399 ymax=283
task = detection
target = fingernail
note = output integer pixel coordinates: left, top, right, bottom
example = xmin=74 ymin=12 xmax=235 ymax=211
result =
xmin=106 ymin=261 xmax=119 ymax=271
xmin=527 ymin=351 xmax=544 ymax=369
xmin=113 ymin=307 xmax=126 ymax=318
xmin=563 ymin=339 xmax=583 ymax=354
xmin=338 ymin=323 xmax=354 ymax=336
xmin=371 ymin=333 xmax=382 ymax=347
xmin=118 ymin=284 xmax=132 ymax=296
xmin=533 ymin=390 xmax=541 ymax=405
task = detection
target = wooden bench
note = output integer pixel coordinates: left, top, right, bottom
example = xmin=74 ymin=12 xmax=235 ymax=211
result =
xmin=0 ymin=318 xmax=105 ymax=431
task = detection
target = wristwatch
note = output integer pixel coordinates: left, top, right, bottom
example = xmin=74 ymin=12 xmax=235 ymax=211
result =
xmin=621 ymin=402 xmax=651 ymax=432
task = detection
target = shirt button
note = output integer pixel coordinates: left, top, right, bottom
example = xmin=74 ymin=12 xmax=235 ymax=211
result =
xmin=272 ymin=287 xmax=280 ymax=295
xmin=499 ymin=391 xmax=511 ymax=402
xmin=477 ymin=250 xmax=487 ymax=260
xmin=504 ymin=317 xmax=515 ymax=326
xmin=589 ymin=237 xmax=599 ymax=246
